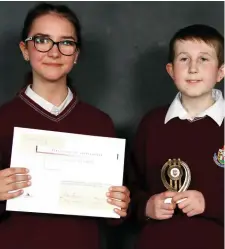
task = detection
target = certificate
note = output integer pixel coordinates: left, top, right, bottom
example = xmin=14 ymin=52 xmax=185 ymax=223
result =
xmin=6 ymin=127 xmax=126 ymax=218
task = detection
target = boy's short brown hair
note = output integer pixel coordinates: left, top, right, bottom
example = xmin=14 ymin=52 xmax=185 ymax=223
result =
xmin=168 ymin=24 xmax=224 ymax=67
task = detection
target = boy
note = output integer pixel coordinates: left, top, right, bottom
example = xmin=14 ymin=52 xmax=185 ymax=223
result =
xmin=129 ymin=24 xmax=224 ymax=249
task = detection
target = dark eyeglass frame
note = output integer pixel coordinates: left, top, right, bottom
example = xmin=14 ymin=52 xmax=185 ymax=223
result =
xmin=24 ymin=36 xmax=79 ymax=56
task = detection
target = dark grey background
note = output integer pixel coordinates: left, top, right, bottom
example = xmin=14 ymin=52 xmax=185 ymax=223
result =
xmin=0 ymin=1 xmax=224 ymax=143
xmin=0 ymin=2 xmax=223 ymax=249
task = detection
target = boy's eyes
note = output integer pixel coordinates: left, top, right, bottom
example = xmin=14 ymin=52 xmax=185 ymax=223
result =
xmin=179 ymin=57 xmax=209 ymax=62
xmin=200 ymin=57 xmax=208 ymax=61
xmin=180 ymin=57 xmax=188 ymax=61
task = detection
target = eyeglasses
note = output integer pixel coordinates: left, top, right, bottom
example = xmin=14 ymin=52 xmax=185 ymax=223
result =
xmin=24 ymin=36 xmax=78 ymax=56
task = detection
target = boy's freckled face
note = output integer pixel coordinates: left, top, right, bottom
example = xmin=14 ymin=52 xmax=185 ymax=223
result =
xmin=168 ymin=40 xmax=223 ymax=98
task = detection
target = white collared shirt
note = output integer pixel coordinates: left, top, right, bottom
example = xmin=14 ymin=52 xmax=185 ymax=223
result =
xmin=25 ymin=85 xmax=73 ymax=116
xmin=165 ymin=89 xmax=225 ymax=126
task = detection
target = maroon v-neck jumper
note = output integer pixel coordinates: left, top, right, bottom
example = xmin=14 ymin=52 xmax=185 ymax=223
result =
xmin=128 ymin=106 xmax=224 ymax=249
xmin=0 ymin=88 xmax=117 ymax=249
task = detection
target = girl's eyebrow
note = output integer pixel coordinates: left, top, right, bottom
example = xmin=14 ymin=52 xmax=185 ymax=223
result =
xmin=60 ymin=36 xmax=76 ymax=40
xmin=33 ymin=33 xmax=76 ymax=40
xmin=33 ymin=33 xmax=50 ymax=37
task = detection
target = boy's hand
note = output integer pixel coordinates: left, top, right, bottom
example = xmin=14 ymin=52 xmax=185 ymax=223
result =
xmin=0 ymin=168 xmax=31 ymax=200
xmin=146 ymin=191 xmax=177 ymax=220
xmin=172 ymin=190 xmax=205 ymax=217
xmin=106 ymin=186 xmax=130 ymax=217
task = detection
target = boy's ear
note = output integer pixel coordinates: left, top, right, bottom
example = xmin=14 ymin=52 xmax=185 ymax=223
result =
xmin=19 ymin=41 xmax=29 ymax=61
xmin=216 ymin=64 xmax=225 ymax=82
xmin=166 ymin=63 xmax=174 ymax=79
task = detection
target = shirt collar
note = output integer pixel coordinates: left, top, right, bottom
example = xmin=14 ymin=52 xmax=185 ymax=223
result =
xmin=165 ymin=89 xmax=225 ymax=126
xmin=25 ymin=85 xmax=73 ymax=115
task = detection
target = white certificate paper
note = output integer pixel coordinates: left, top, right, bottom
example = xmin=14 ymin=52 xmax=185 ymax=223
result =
xmin=6 ymin=127 xmax=126 ymax=218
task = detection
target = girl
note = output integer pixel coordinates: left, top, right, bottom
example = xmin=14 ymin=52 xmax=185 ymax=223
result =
xmin=0 ymin=3 xmax=130 ymax=249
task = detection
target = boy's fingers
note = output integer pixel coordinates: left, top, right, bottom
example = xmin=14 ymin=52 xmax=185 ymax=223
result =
xmin=187 ymin=210 xmax=196 ymax=217
xmin=173 ymin=192 xmax=189 ymax=203
xmin=161 ymin=191 xmax=177 ymax=199
xmin=161 ymin=209 xmax=174 ymax=215
xmin=181 ymin=204 xmax=193 ymax=214
xmin=177 ymin=199 xmax=189 ymax=209
xmin=161 ymin=203 xmax=175 ymax=210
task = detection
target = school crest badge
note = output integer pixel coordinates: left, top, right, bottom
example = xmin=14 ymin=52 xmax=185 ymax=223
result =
xmin=213 ymin=146 xmax=224 ymax=167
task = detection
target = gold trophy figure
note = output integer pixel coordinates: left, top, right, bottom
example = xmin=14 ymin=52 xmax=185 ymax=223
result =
xmin=161 ymin=158 xmax=191 ymax=204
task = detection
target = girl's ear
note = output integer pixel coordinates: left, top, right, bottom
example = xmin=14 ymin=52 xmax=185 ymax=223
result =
xmin=73 ymin=49 xmax=79 ymax=64
xmin=19 ymin=41 xmax=29 ymax=61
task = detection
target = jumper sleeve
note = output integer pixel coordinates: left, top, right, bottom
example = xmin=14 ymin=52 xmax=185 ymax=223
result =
xmin=101 ymin=115 xmax=124 ymax=225
xmin=0 ymin=126 xmax=10 ymax=218
xmin=127 ymin=116 xmax=151 ymax=224
xmin=200 ymin=184 xmax=224 ymax=225
xmin=0 ymin=104 xmax=14 ymax=219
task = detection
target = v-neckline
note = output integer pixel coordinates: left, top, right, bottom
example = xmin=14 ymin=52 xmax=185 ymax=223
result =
xmin=18 ymin=87 xmax=79 ymax=122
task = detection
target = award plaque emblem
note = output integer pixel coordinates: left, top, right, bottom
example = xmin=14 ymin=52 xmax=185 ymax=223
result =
xmin=161 ymin=158 xmax=191 ymax=203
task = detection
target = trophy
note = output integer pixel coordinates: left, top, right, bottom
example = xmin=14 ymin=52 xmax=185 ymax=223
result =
xmin=161 ymin=158 xmax=191 ymax=204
